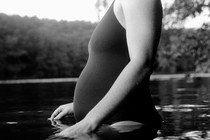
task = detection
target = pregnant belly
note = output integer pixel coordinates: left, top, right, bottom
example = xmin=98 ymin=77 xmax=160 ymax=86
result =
xmin=73 ymin=54 xmax=129 ymax=121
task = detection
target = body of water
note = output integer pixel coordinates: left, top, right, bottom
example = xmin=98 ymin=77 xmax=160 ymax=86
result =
xmin=0 ymin=76 xmax=210 ymax=140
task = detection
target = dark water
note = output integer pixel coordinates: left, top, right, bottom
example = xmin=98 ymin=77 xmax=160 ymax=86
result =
xmin=0 ymin=77 xmax=210 ymax=140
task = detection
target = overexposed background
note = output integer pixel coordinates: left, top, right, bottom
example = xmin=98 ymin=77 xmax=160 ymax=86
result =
xmin=0 ymin=0 xmax=209 ymax=28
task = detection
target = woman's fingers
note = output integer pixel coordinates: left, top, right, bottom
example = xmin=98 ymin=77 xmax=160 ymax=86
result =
xmin=58 ymin=120 xmax=96 ymax=138
xmin=59 ymin=124 xmax=79 ymax=138
xmin=54 ymin=110 xmax=67 ymax=120
xmin=50 ymin=103 xmax=74 ymax=120
xmin=50 ymin=107 xmax=62 ymax=120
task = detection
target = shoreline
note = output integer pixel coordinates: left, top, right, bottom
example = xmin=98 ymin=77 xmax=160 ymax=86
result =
xmin=0 ymin=73 xmax=210 ymax=84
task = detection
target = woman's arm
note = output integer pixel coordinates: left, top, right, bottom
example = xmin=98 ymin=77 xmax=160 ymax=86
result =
xmin=58 ymin=0 xmax=162 ymax=137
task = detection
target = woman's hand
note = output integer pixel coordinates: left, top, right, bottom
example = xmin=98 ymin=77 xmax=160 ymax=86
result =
xmin=50 ymin=119 xmax=69 ymax=130
xmin=50 ymin=103 xmax=74 ymax=120
xmin=57 ymin=116 xmax=99 ymax=138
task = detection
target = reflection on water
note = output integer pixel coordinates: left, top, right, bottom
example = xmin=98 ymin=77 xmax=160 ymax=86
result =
xmin=150 ymin=77 xmax=210 ymax=140
xmin=47 ymin=119 xmax=149 ymax=140
xmin=0 ymin=77 xmax=210 ymax=140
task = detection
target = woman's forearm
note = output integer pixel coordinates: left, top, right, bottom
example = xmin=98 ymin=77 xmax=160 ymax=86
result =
xmin=85 ymin=60 xmax=151 ymax=125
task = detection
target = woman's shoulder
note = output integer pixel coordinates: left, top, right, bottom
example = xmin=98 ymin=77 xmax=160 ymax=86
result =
xmin=118 ymin=0 xmax=162 ymax=17
xmin=119 ymin=0 xmax=162 ymax=8
xmin=119 ymin=0 xmax=161 ymax=3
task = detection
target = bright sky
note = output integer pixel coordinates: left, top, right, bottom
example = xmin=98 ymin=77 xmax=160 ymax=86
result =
xmin=0 ymin=0 xmax=100 ymax=22
xmin=185 ymin=8 xmax=210 ymax=28
xmin=0 ymin=0 xmax=209 ymax=28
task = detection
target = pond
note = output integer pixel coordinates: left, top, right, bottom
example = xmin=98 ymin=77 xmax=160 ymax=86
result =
xmin=0 ymin=76 xmax=210 ymax=140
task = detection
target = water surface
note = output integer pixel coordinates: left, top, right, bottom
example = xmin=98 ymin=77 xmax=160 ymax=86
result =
xmin=0 ymin=77 xmax=210 ymax=139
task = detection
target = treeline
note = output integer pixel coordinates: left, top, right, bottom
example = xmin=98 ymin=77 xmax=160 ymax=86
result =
xmin=0 ymin=13 xmax=95 ymax=79
xmin=0 ymin=13 xmax=209 ymax=79
xmin=157 ymin=27 xmax=210 ymax=74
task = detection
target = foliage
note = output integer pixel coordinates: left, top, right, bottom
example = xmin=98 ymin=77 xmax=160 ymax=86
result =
xmin=155 ymin=0 xmax=210 ymax=73
xmin=156 ymin=28 xmax=210 ymax=73
xmin=95 ymin=0 xmax=111 ymax=21
xmin=0 ymin=13 xmax=95 ymax=79
xmin=162 ymin=0 xmax=210 ymax=28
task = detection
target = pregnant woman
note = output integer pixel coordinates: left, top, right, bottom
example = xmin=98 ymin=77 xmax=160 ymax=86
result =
xmin=51 ymin=0 xmax=163 ymax=138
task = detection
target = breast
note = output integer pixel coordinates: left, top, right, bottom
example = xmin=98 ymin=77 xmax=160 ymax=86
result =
xmin=88 ymin=3 xmax=127 ymax=55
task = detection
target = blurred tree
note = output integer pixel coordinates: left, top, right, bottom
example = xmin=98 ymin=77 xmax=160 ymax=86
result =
xmin=162 ymin=0 xmax=210 ymax=29
xmin=95 ymin=0 xmax=110 ymax=21
xmin=155 ymin=0 xmax=210 ymax=73
xmin=0 ymin=13 xmax=95 ymax=79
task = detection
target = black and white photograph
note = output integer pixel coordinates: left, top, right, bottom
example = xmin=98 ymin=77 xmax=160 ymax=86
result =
xmin=0 ymin=0 xmax=210 ymax=139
